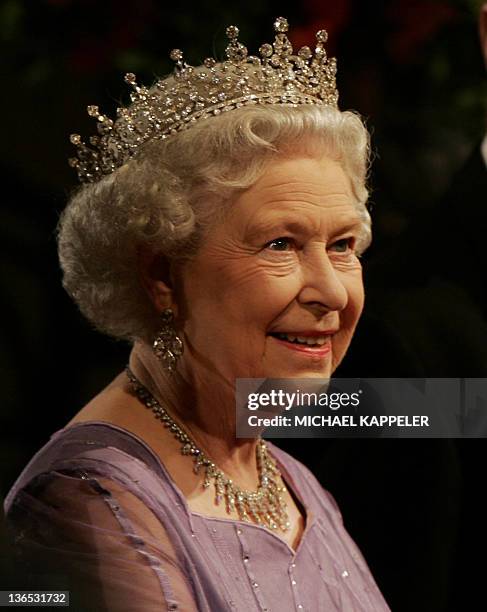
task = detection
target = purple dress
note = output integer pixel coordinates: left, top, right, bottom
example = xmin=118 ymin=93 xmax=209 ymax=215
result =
xmin=3 ymin=420 xmax=390 ymax=611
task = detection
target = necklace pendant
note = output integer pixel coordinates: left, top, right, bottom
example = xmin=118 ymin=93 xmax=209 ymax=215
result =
xmin=226 ymin=492 xmax=236 ymax=514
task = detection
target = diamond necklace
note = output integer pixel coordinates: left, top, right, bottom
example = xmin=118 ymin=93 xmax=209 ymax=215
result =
xmin=126 ymin=367 xmax=291 ymax=533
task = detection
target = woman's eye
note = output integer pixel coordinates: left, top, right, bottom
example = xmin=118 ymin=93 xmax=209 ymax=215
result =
xmin=265 ymin=237 xmax=293 ymax=251
xmin=329 ymin=238 xmax=353 ymax=253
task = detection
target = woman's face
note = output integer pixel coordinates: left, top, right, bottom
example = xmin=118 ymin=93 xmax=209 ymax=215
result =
xmin=178 ymin=154 xmax=365 ymax=383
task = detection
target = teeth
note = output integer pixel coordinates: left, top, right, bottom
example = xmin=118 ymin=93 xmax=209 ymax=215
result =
xmin=275 ymin=332 xmax=329 ymax=346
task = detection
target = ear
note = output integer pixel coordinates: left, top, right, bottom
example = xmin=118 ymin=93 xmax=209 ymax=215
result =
xmin=137 ymin=246 xmax=178 ymax=316
xmin=481 ymin=3 xmax=487 ymax=68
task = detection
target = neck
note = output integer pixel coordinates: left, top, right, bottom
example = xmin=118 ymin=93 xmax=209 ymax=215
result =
xmin=129 ymin=341 xmax=260 ymax=486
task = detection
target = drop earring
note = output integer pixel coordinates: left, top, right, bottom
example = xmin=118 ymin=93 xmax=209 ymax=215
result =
xmin=152 ymin=308 xmax=183 ymax=372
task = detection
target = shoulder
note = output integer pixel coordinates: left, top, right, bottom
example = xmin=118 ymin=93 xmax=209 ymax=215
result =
xmin=3 ymin=421 xmax=175 ymax=520
xmin=3 ymin=438 xmax=200 ymax=611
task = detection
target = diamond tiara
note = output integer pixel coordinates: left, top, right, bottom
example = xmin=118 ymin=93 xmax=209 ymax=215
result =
xmin=69 ymin=16 xmax=338 ymax=184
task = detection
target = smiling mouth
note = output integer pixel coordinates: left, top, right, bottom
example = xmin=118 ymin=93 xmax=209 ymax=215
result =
xmin=268 ymin=332 xmax=333 ymax=349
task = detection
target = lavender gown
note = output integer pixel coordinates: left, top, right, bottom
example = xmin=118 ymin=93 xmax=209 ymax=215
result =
xmin=3 ymin=347 xmax=390 ymax=611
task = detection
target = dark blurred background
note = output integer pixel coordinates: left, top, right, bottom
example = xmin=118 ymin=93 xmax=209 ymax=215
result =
xmin=1 ymin=0 xmax=487 ymax=610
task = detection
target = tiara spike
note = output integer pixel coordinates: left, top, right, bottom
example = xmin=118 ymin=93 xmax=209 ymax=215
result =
xmin=124 ymin=72 xmax=138 ymax=87
xmin=316 ymin=29 xmax=328 ymax=43
xmin=225 ymin=25 xmax=239 ymax=40
xmin=69 ymin=17 xmax=339 ymax=183
xmin=273 ymin=16 xmax=289 ymax=33
xmin=169 ymin=48 xmax=187 ymax=75
xmin=87 ymin=105 xmax=100 ymax=118
xmin=70 ymin=133 xmax=82 ymax=145
xmin=225 ymin=25 xmax=248 ymax=63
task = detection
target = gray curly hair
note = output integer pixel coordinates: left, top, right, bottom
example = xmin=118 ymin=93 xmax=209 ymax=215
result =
xmin=58 ymin=103 xmax=371 ymax=344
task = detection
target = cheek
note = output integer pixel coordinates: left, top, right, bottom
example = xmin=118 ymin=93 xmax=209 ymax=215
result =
xmin=224 ymin=272 xmax=302 ymax=335
xmin=182 ymin=257 xmax=301 ymax=340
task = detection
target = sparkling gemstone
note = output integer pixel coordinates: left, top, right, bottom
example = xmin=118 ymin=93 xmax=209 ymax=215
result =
xmin=316 ymin=29 xmax=328 ymax=42
xmin=204 ymin=57 xmax=216 ymax=68
xmin=341 ymin=570 xmax=349 ymax=578
xmin=226 ymin=25 xmax=239 ymax=39
xmin=124 ymin=72 xmax=137 ymax=84
xmin=70 ymin=133 xmax=81 ymax=145
xmin=87 ymin=105 xmax=99 ymax=117
xmin=298 ymin=46 xmax=312 ymax=59
xmin=259 ymin=43 xmax=273 ymax=58
xmin=274 ymin=17 xmax=289 ymax=32
xmin=169 ymin=49 xmax=183 ymax=61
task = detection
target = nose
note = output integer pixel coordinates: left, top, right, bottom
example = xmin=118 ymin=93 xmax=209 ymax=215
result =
xmin=297 ymin=245 xmax=349 ymax=314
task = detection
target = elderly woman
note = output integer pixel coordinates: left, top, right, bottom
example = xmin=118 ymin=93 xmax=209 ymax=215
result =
xmin=4 ymin=17 xmax=389 ymax=611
